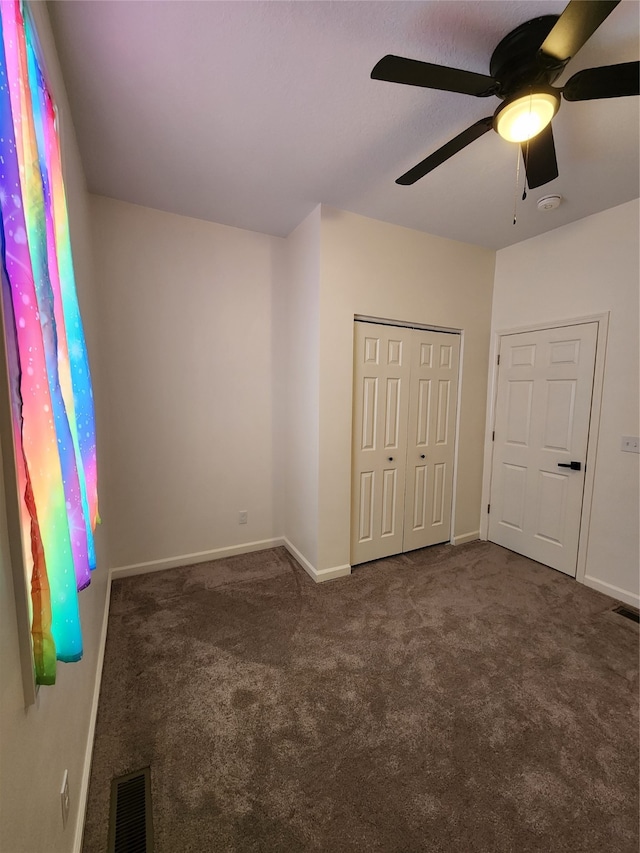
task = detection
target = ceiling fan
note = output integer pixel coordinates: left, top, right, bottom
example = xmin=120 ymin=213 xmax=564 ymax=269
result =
xmin=371 ymin=0 xmax=640 ymax=188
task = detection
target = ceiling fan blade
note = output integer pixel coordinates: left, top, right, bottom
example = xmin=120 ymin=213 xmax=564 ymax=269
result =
xmin=563 ymin=61 xmax=640 ymax=100
xmin=539 ymin=0 xmax=620 ymax=65
xmin=396 ymin=117 xmax=493 ymax=186
xmin=521 ymin=124 xmax=559 ymax=190
xmin=372 ymin=55 xmax=497 ymax=97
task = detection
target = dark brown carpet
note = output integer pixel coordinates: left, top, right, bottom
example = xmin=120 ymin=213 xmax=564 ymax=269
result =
xmin=82 ymin=541 xmax=639 ymax=852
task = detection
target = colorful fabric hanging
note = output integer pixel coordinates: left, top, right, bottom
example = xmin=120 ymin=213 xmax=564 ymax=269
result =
xmin=0 ymin=0 xmax=98 ymax=684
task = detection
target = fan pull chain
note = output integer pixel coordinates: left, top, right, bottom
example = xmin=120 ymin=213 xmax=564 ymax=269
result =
xmin=514 ymin=93 xmax=536 ymax=223
xmin=513 ymin=144 xmax=522 ymax=225
xmin=522 ymin=105 xmax=531 ymax=202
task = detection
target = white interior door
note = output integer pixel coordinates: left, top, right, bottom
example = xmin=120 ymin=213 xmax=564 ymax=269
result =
xmin=351 ymin=322 xmax=459 ymax=565
xmin=488 ymin=323 xmax=598 ymax=576
xmin=403 ymin=330 xmax=460 ymax=553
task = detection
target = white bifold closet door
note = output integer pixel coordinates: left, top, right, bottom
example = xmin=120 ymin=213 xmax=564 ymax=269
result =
xmin=351 ymin=321 xmax=460 ymax=566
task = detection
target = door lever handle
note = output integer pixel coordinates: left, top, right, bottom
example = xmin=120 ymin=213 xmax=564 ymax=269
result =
xmin=557 ymin=461 xmax=582 ymax=471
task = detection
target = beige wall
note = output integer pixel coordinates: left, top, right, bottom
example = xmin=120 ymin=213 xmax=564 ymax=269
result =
xmin=317 ymin=208 xmax=496 ymax=572
xmin=89 ymin=201 xmax=496 ymax=579
xmin=90 ymin=196 xmax=282 ymax=569
xmin=489 ymin=199 xmax=639 ymax=604
xmin=0 ymin=4 xmax=108 ymax=853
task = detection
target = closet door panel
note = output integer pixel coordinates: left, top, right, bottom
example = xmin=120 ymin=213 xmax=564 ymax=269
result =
xmin=351 ymin=322 xmax=411 ymax=565
xmin=403 ymin=330 xmax=459 ymax=552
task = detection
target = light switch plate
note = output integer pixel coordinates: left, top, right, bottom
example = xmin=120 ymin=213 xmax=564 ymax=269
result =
xmin=621 ymin=436 xmax=639 ymax=453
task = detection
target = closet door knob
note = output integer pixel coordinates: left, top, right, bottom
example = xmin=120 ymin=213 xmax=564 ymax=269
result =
xmin=420 ymin=454 xmax=426 ymax=459
xmin=388 ymin=457 xmax=394 ymax=462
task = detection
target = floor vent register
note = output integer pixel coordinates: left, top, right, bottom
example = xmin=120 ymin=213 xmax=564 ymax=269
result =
xmin=612 ymin=605 xmax=640 ymax=624
xmin=108 ymin=767 xmax=154 ymax=853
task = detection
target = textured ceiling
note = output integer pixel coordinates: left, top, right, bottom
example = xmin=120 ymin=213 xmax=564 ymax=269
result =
xmin=48 ymin=0 xmax=640 ymax=249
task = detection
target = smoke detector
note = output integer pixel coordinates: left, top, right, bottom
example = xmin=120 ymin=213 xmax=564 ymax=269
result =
xmin=537 ymin=194 xmax=562 ymax=211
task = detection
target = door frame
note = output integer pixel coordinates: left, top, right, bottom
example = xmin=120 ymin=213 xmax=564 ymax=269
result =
xmin=351 ymin=316 xmax=464 ymax=560
xmin=480 ymin=313 xmax=609 ymax=585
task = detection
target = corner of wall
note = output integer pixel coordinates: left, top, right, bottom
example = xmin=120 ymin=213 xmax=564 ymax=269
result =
xmin=277 ymin=208 xmax=322 ymax=571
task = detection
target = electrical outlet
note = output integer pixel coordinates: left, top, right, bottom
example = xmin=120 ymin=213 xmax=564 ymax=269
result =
xmin=60 ymin=770 xmax=70 ymax=828
xmin=239 ymin=510 xmax=248 ymax=524
xmin=621 ymin=436 xmax=639 ymax=453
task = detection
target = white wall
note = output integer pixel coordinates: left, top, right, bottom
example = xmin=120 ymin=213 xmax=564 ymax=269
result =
xmin=317 ymin=208 xmax=496 ymax=572
xmin=275 ymin=207 xmax=321 ymax=570
xmin=488 ymin=199 xmax=639 ymax=605
xmin=0 ymin=4 xmax=109 ymax=852
xmin=90 ymin=196 xmax=282 ymax=570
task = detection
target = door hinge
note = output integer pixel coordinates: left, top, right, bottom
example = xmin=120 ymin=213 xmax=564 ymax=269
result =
xmin=487 ymin=503 xmax=491 ymax=514
xmin=497 ymin=354 xmax=500 ymax=365
xmin=492 ymin=430 xmax=495 ymax=441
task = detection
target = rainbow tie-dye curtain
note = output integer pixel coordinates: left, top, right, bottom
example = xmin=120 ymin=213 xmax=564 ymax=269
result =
xmin=0 ymin=0 xmax=98 ymax=685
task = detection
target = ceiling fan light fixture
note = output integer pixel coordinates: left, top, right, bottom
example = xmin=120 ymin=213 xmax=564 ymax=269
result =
xmin=494 ymin=90 xmax=560 ymax=143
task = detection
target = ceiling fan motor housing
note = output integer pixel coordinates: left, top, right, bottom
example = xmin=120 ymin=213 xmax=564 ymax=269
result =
xmin=490 ymin=16 xmax=563 ymax=98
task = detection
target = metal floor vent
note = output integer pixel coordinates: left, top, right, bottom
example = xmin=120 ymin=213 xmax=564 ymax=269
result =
xmin=612 ymin=605 xmax=640 ymax=624
xmin=108 ymin=767 xmax=154 ymax=853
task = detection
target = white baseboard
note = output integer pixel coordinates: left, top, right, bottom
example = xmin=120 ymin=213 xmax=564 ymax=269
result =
xmin=452 ymin=530 xmax=480 ymax=546
xmin=582 ymin=575 xmax=640 ymax=609
xmin=110 ymin=538 xmax=285 ymax=579
xmin=73 ymin=572 xmax=113 ymax=853
xmin=315 ymin=563 xmax=352 ymax=582
xmin=281 ymin=538 xmax=316 ymax=581
xmin=282 ymin=538 xmax=351 ymax=583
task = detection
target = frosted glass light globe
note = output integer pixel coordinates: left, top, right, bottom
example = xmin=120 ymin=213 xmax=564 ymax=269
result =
xmin=495 ymin=91 xmax=560 ymax=143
